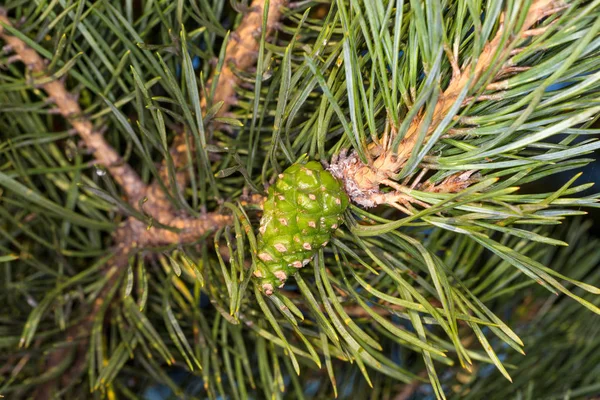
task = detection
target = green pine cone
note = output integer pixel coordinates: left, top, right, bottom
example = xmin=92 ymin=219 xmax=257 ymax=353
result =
xmin=254 ymin=161 xmax=349 ymax=295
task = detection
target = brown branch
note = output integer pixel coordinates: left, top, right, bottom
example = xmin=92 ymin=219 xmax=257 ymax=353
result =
xmin=0 ymin=7 xmax=237 ymax=256
xmin=205 ymin=0 xmax=284 ymax=113
xmin=115 ymin=213 xmax=234 ymax=248
xmin=0 ymin=10 xmax=146 ymax=206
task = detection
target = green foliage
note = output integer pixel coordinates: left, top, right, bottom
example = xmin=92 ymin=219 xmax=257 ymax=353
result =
xmin=1 ymin=0 xmax=600 ymax=399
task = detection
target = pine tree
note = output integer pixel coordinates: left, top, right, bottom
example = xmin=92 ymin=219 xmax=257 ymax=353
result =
xmin=1 ymin=1 xmax=600 ymax=399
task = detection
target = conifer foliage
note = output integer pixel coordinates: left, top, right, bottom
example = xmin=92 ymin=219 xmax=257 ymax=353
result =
xmin=1 ymin=0 xmax=600 ymax=399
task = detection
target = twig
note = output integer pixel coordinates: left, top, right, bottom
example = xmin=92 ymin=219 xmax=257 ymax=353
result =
xmin=0 ymin=6 xmax=237 ymax=262
xmin=405 ymin=0 xmax=563 ymax=161
xmin=115 ymin=213 xmax=234 ymax=248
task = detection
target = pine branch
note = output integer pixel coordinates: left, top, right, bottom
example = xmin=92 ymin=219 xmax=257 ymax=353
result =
xmin=403 ymin=0 xmax=561 ymax=159
xmin=1 ymin=0 xmax=286 ymax=216
xmin=330 ymin=0 xmax=566 ymax=207
xmin=0 ymin=9 xmax=236 ymax=252
xmin=0 ymin=1 xmax=288 ymax=397
xmin=0 ymin=9 xmax=146 ymax=206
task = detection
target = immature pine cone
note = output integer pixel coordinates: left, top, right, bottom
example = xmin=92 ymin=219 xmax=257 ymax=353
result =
xmin=254 ymin=161 xmax=349 ymax=295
